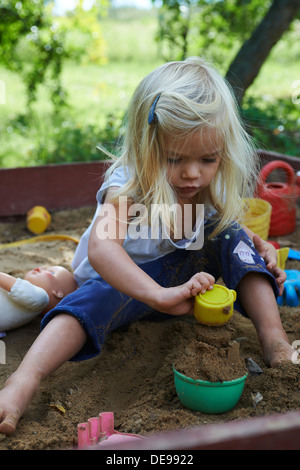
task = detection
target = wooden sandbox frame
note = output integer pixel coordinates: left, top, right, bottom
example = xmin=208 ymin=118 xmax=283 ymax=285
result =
xmin=0 ymin=149 xmax=299 ymax=450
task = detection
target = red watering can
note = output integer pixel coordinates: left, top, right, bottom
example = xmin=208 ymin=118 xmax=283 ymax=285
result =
xmin=255 ymin=160 xmax=299 ymax=237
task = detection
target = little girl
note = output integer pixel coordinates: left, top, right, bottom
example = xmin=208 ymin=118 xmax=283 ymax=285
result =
xmin=0 ymin=57 xmax=295 ymax=435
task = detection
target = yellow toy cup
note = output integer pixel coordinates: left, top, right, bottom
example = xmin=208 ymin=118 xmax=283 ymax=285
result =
xmin=242 ymin=198 xmax=271 ymax=241
xmin=194 ymin=284 xmax=237 ymax=326
xmin=26 ymin=206 xmax=51 ymax=235
xmin=277 ymin=247 xmax=289 ymax=270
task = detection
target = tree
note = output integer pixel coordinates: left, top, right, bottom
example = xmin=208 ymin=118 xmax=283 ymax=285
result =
xmin=226 ymin=0 xmax=300 ymax=102
xmin=152 ymin=0 xmax=300 ymax=102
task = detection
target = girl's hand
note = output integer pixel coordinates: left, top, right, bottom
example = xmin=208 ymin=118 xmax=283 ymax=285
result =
xmin=253 ymin=234 xmax=286 ymax=296
xmin=155 ymin=272 xmax=215 ymax=316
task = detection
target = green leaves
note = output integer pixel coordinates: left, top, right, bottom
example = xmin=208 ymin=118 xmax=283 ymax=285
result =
xmin=0 ymin=0 xmax=67 ymax=107
xmin=151 ymin=0 xmax=272 ymax=61
xmin=0 ymin=0 xmax=108 ymax=109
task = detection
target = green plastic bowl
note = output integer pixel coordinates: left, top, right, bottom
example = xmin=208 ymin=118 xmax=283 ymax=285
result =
xmin=173 ymin=366 xmax=248 ymax=414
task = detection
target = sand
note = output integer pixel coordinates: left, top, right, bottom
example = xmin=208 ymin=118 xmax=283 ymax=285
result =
xmin=174 ymin=323 xmax=248 ymax=382
xmin=0 ymin=206 xmax=300 ymax=450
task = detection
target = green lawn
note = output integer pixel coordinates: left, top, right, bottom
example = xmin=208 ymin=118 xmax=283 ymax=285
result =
xmin=0 ymin=8 xmax=299 ymax=168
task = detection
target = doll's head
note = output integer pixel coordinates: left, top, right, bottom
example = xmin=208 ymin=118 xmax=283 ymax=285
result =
xmin=24 ymin=266 xmax=77 ymax=312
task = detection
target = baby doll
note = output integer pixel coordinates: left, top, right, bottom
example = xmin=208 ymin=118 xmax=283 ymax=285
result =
xmin=0 ymin=266 xmax=77 ymax=333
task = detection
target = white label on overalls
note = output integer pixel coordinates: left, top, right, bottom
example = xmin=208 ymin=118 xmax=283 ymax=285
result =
xmin=233 ymin=240 xmax=255 ymax=264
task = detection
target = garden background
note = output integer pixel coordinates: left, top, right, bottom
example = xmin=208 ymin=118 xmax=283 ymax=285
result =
xmin=0 ymin=0 xmax=299 ymax=169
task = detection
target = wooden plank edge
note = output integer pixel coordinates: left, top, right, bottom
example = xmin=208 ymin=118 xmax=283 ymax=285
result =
xmin=85 ymin=409 xmax=300 ymax=450
xmin=0 ymin=150 xmax=299 ymax=218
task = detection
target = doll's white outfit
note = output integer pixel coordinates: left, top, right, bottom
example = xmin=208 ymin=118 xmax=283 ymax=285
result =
xmin=0 ymin=279 xmax=49 ymax=332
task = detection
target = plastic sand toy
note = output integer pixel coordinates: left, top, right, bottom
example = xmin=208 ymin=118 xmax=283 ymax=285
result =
xmin=277 ymin=270 xmax=300 ymax=307
xmin=77 ymin=412 xmax=144 ymax=449
xmin=173 ymin=366 xmax=248 ymax=414
xmin=256 ymin=160 xmax=299 ymax=237
xmin=288 ymin=249 xmax=300 ymax=261
xmin=194 ymin=284 xmax=237 ymax=326
xmin=277 ymin=247 xmax=290 ymax=270
xmin=242 ymin=198 xmax=271 ymax=241
xmin=0 ymin=234 xmax=79 ymax=250
xmin=26 ymin=206 xmax=51 ymax=235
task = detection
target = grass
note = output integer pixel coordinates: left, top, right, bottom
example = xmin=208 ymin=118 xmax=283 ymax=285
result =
xmin=0 ymin=8 xmax=164 ymax=167
xmin=0 ymin=7 xmax=299 ymax=168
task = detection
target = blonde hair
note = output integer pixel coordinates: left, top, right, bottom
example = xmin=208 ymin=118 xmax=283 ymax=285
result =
xmin=102 ymin=57 xmax=258 ymax=237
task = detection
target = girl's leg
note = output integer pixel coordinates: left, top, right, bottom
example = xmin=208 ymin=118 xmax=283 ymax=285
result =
xmin=237 ymin=273 xmax=295 ymax=367
xmin=0 ymin=253 xmax=193 ymax=436
xmin=0 ymin=314 xmax=86 ymax=435
xmin=196 ymin=222 xmax=295 ymax=366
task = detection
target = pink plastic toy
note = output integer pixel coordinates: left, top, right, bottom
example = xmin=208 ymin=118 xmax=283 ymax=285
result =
xmin=77 ymin=412 xmax=144 ymax=449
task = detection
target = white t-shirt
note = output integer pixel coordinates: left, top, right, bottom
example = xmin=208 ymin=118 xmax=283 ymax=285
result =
xmin=0 ymin=278 xmax=49 ymax=331
xmin=72 ymin=166 xmax=207 ymax=286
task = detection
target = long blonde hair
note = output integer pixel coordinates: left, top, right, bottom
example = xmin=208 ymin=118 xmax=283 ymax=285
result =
xmin=102 ymin=57 xmax=258 ymax=237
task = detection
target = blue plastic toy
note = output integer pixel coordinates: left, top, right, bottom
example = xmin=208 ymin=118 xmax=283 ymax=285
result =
xmin=288 ymin=249 xmax=300 ymax=261
xmin=277 ymin=270 xmax=300 ymax=307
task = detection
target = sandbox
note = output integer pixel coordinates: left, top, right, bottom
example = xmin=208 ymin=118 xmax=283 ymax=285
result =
xmin=0 ymin=150 xmax=300 ymax=450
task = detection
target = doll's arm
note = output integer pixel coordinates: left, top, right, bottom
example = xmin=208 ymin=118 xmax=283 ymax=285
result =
xmin=8 ymin=278 xmax=49 ymax=311
xmin=0 ymin=273 xmax=17 ymax=292
xmin=0 ymin=273 xmax=49 ymax=311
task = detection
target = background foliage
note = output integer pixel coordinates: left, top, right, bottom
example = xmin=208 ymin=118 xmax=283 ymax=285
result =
xmin=0 ymin=1 xmax=299 ymax=168
xmin=152 ymin=0 xmax=272 ymax=62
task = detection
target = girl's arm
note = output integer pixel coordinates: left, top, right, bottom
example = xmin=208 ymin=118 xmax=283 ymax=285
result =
xmin=0 ymin=273 xmax=17 ymax=292
xmin=88 ymin=188 xmax=161 ymax=308
xmin=88 ymin=188 xmax=214 ymax=315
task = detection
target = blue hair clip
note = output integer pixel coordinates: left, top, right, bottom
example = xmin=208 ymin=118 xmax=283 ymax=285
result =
xmin=148 ymin=94 xmax=161 ymax=125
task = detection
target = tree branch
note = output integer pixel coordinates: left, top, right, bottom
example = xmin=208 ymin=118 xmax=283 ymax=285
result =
xmin=225 ymin=0 xmax=300 ymax=103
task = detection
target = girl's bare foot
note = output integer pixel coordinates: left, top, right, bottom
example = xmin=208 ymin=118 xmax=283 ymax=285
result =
xmin=259 ymin=328 xmax=296 ymax=367
xmin=0 ymin=315 xmax=87 ymax=436
xmin=236 ymin=273 xmax=297 ymax=369
xmin=0 ymin=371 xmax=40 ymax=435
